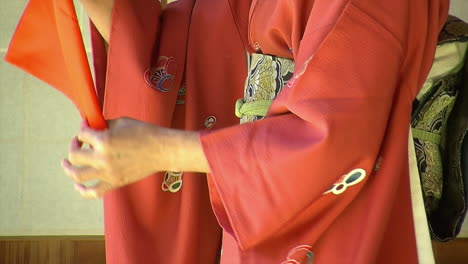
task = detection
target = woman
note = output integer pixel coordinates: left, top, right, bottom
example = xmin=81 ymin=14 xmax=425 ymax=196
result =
xmin=64 ymin=0 xmax=449 ymax=263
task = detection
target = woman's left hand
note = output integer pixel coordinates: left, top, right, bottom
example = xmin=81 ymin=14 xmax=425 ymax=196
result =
xmin=62 ymin=117 xmax=210 ymax=199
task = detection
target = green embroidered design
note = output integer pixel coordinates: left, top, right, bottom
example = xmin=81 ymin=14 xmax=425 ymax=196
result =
xmin=412 ymin=75 xmax=459 ymax=215
xmin=176 ymin=82 xmax=186 ymax=105
xmin=162 ymin=171 xmax=183 ymax=193
xmin=235 ymin=99 xmax=273 ymax=118
xmin=236 ymin=53 xmax=295 ymax=123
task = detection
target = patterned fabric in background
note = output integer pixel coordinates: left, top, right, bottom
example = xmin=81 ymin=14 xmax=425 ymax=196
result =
xmin=412 ymin=74 xmax=460 ymax=216
xmin=412 ymin=15 xmax=468 ymax=241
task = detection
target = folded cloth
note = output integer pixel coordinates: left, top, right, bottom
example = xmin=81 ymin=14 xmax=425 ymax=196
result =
xmin=5 ymin=0 xmax=106 ymax=130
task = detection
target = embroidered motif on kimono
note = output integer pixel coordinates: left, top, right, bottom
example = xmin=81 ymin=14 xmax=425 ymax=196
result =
xmin=144 ymin=56 xmax=177 ymax=92
xmin=162 ymin=171 xmax=183 ymax=193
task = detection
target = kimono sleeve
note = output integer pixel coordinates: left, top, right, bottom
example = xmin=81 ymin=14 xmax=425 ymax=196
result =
xmin=200 ymin=2 xmax=405 ymax=250
xmin=89 ymin=0 xmax=164 ymax=123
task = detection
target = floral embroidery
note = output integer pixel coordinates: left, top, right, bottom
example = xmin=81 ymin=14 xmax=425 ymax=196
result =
xmin=280 ymin=245 xmax=314 ymax=264
xmin=145 ymin=56 xmax=177 ymax=92
xmin=324 ymin=168 xmax=366 ymax=195
xmin=162 ymin=171 xmax=183 ymax=193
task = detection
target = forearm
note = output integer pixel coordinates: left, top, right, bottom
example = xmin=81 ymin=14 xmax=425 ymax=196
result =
xmin=64 ymin=118 xmax=210 ymax=198
xmin=151 ymin=127 xmax=211 ymax=174
xmin=80 ymin=0 xmax=114 ymax=42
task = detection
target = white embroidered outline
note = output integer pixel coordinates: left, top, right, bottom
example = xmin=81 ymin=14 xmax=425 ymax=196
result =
xmin=323 ymin=168 xmax=366 ymax=195
xmin=286 ymin=56 xmax=313 ymax=88
xmin=161 ymin=171 xmax=183 ymax=193
xmin=280 ymin=245 xmax=314 ymax=264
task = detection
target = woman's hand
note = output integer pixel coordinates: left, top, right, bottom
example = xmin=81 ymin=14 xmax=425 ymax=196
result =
xmin=62 ymin=117 xmax=210 ymax=199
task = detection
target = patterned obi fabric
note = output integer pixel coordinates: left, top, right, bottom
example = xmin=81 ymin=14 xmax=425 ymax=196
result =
xmin=235 ymin=53 xmax=294 ymax=123
xmin=412 ymin=70 xmax=460 ymax=216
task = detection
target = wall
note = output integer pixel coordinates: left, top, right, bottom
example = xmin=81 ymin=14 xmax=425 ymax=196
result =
xmin=0 ymin=0 xmax=103 ymax=235
xmin=450 ymin=0 xmax=468 ymax=23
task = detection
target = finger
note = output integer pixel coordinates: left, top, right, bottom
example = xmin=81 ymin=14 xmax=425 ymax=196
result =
xmin=77 ymin=126 xmax=103 ymax=148
xmin=75 ymin=181 xmax=114 ymax=199
xmin=68 ymin=138 xmax=96 ymax=167
xmin=80 ymin=119 xmax=96 ymax=149
xmin=69 ymin=136 xmax=83 ymax=151
xmin=77 ymin=124 xmax=96 ymax=150
xmin=62 ymin=159 xmax=100 ymax=183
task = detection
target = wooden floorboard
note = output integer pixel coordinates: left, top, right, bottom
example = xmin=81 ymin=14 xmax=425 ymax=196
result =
xmin=433 ymin=239 xmax=468 ymax=264
xmin=1 ymin=236 xmax=467 ymax=263
xmin=0 ymin=236 xmax=105 ymax=264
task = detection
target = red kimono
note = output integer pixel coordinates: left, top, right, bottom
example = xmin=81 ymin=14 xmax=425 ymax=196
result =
xmin=94 ymin=0 xmax=449 ymax=263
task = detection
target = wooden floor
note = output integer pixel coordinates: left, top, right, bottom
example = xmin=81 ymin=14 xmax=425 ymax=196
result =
xmin=0 ymin=236 xmax=467 ymax=263
xmin=0 ymin=236 xmax=105 ymax=264
xmin=433 ymin=239 xmax=468 ymax=264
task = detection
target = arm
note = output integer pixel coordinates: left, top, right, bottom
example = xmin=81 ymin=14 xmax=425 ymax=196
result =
xmin=80 ymin=0 xmax=114 ymax=42
xmin=62 ymin=118 xmax=209 ymax=198
xmin=80 ymin=0 xmax=168 ymax=43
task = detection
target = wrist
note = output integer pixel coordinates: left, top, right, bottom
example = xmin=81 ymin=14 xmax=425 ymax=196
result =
xmin=149 ymin=127 xmax=210 ymax=173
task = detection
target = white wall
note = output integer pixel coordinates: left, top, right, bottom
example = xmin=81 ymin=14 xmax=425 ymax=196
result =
xmin=450 ymin=0 xmax=468 ymax=22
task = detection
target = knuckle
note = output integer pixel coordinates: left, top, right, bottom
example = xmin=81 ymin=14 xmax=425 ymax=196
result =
xmin=68 ymin=169 xmax=79 ymax=180
xmin=98 ymin=156 xmax=111 ymax=169
xmin=68 ymin=152 xmax=77 ymax=164
xmin=66 ymin=168 xmax=81 ymax=181
xmin=96 ymin=191 xmax=104 ymax=199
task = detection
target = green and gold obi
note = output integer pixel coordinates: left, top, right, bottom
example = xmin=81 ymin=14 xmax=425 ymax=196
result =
xmin=235 ymin=53 xmax=294 ymax=123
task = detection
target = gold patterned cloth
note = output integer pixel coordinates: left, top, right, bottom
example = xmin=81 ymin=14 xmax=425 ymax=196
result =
xmin=235 ymin=53 xmax=294 ymax=123
xmin=412 ymin=74 xmax=459 ymax=215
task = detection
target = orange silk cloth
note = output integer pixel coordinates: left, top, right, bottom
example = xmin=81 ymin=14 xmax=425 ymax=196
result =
xmin=5 ymin=0 xmax=106 ymax=130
